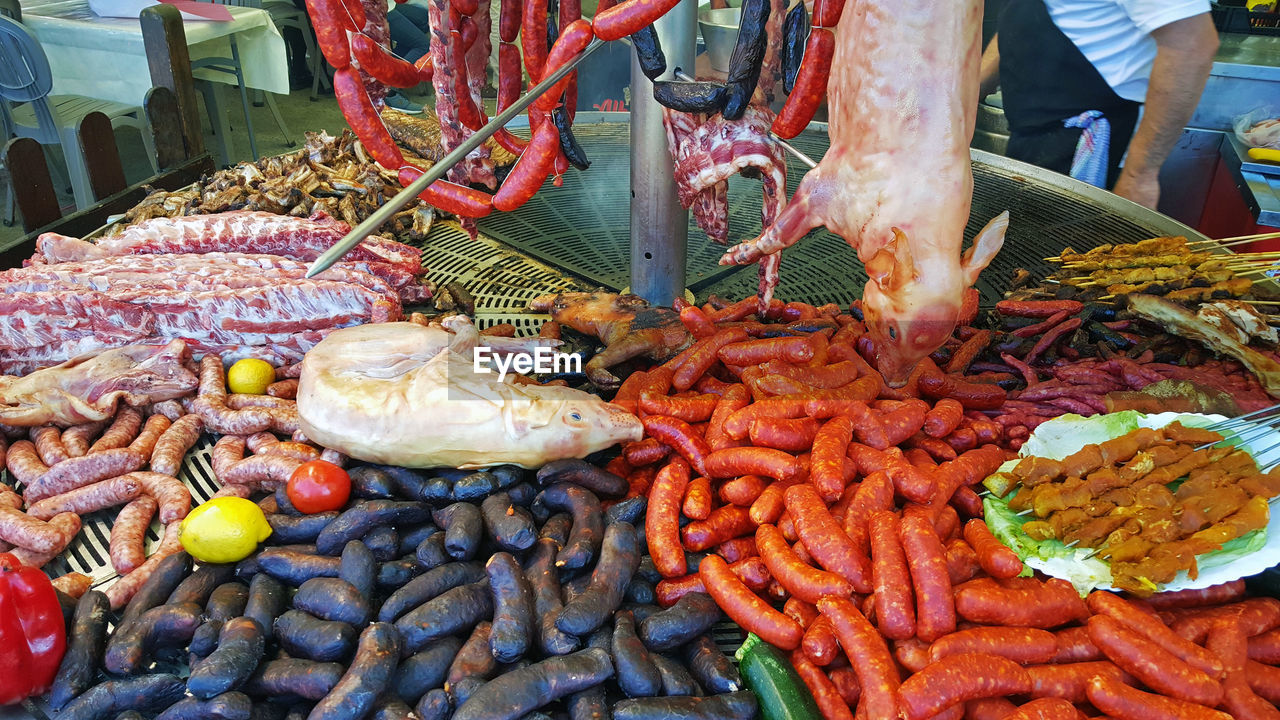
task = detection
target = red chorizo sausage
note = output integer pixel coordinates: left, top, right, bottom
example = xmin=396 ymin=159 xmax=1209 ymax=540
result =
xmin=756 ymin=524 xmax=852 ymax=604
xmin=818 ymin=596 xmax=900 ymax=719
xmin=1143 ymin=581 xmax=1248 ymax=610
xmin=707 ymin=447 xmax=803 ymax=482
xmin=305 ymin=0 xmax=352 ymax=67
xmin=643 ymin=416 xmax=711 ymax=477
xmin=791 ymin=650 xmax=853 ymax=719
xmin=333 ymin=67 xmax=404 ymax=169
xmin=591 ymin=0 xmax=682 ymax=40
xmin=930 ymin=627 xmax=1058 ymax=665
xmin=720 ymin=474 xmax=767 ymax=507
xmin=1025 ymin=661 xmax=1128 ymax=704
xmin=700 ymin=554 xmax=803 ymax=650
xmin=841 ymin=470 xmax=895 ymax=557
xmin=1087 ymin=614 xmax=1223 ymax=706
xmin=1002 ymin=698 xmax=1082 ymax=720
xmin=1086 ymin=591 xmax=1223 ymax=678
xmin=811 ymin=416 xmax=854 ymax=503
xmin=1085 ymin=674 xmax=1231 ymax=720
xmin=954 ymin=577 xmax=1089 ymax=629
xmin=924 ymin=399 xmax=965 ymax=439
xmin=398 ymin=166 xmax=494 ymax=218
xmin=640 ymin=392 xmax=718 ymax=423
xmin=532 ymin=19 xmax=593 ymax=113
xmin=350 ymin=32 xmax=421 ymax=87
xmin=647 ymin=456 xmax=690 ymax=577
xmin=899 ymin=512 xmax=955 ymax=642
xmin=944 ymin=538 xmax=981 ymax=585
xmin=681 ymin=475 xmax=714 ymax=521
xmin=682 ymin=505 xmax=755 ymax=552
xmin=706 ymin=385 xmax=750 ymax=453
xmin=749 ymin=416 xmax=820 ymax=453
xmin=784 ymin=484 xmax=871 ymax=593
xmin=673 ymin=328 xmax=750 ymax=391
xmin=963 ymin=519 xmax=1023 ymax=579
xmin=897 ymin=653 xmax=1032 ymax=720
xmin=799 ymin=617 xmax=840 ymax=667
xmin=498 ymin=0 xmax=519 ymax=42
xmin=497 ymin=41 xmax=522 ymax=112
xmin=719 ymin=336 xmax=816 ymax=366
xmin=772 ymin=28 xmax=835 ymax=139
xmin=493 ymin=117 xmax=557 ymax=211
xmin=624 ymin=438 xmax=670 ymax=467
xmin=867 ymin=510 xmax=915 ymax=640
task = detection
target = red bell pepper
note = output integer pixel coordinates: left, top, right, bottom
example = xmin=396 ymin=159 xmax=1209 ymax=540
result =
xmin=0 ymin=552 xmax=66 ymax=704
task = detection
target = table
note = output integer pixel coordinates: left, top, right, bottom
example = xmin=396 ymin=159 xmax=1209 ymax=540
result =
xmin=20 ymin=0 xmax=289 ymax=104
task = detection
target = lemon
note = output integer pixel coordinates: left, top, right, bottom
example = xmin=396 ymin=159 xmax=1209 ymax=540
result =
xmin=179 ymin=497 xmax=273 ymax=564
xmin=227 ymin=358 xmax=276 ymax=395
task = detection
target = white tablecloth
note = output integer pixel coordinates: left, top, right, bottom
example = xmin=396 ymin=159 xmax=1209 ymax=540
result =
xmin=19 ymin=0 xmax=289 ymax=107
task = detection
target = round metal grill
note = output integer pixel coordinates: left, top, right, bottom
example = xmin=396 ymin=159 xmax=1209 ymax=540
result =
xmin=477 ymin=114 xmax=1207 ymax=307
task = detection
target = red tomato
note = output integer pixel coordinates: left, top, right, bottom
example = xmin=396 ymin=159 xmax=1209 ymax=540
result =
xmin=287 ymin=460 xmax=351 ymax=514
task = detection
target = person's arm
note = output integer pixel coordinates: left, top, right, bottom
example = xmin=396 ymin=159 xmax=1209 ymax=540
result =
xmin=978 ymin=33 xmax=1000 ymax=103
xmin=1112 ymin=13 xmax=1218 ymax=209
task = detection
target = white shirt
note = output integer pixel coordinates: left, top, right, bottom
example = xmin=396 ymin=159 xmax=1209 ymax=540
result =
xmin=1043 ymin=0 xmax=1211 ymax=102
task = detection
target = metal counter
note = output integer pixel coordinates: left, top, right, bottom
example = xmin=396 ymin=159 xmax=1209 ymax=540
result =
xmin=1192 ymin=33 xmax=1280 ymax=131
xmin=1222 ymin=131 xmax=1280 ymax=227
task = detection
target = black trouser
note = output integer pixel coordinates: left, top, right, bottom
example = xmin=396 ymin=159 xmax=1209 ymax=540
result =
xmin=284 ymin=0 xmax=313 ymax=80
xmin=1005 ymin=106 xmax=1139 ymax=188
xmin=998 ymin=0 xmax=1142 ymax=189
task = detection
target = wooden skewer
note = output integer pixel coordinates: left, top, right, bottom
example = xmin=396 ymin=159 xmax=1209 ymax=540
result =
xmin=1190 ymin=231 xmax=1280 ymax=246
xmin=1244 ymin=300 xmax=1280 ymax=306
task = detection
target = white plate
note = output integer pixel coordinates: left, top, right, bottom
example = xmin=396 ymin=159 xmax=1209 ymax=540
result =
xmin=990 ymin=412 xmax=1280 ymax=594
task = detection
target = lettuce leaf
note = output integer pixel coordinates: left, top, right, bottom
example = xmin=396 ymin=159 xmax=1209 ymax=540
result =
xmin=982 ymin=411 xmax=1271 ymax=594
xmin=1019 ymin=411 xmax=1142 ymax=460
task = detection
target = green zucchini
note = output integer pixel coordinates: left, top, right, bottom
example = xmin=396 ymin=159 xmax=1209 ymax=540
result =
xmin=735 ymin=633 xmax=822 ymax=720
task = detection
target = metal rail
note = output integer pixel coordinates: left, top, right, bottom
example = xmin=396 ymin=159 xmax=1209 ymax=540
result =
xmin=305 ymin=37 xmax=609 ymax=278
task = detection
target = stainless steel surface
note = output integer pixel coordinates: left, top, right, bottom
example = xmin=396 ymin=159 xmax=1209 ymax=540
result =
xmin=305 ymin=36 xmax=609 ymax=278
xmin=1223 ymin=130 xmax=1280 ymax=226
xmin=1214 ymin=33 xmax=1280 ymax=81
xmin=1228 ymin=129 xmax=1280 ymax=178
xmin=698 ymin=7 xmax=740 ymax=73
xmin=1191 ymin=33 xmax=1280 ymax=131
xmin=628 ymin=0 xmax=696 ymax=305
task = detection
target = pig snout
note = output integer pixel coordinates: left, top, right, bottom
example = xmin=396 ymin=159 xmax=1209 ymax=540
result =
xmin=863 ymin=285 xmax=959 ymax=385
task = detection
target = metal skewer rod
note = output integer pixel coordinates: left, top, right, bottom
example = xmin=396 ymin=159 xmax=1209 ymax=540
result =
xmin=668 ymin=67 xmax=819 ymax=169
xmin=306 ymin=37 xmax=609 ymax=278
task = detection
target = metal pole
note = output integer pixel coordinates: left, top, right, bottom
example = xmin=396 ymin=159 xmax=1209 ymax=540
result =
xmin=628 ymin=0 xmax=696 ymax=305
xmin=306 ymin=38 xmax=608 ymax=278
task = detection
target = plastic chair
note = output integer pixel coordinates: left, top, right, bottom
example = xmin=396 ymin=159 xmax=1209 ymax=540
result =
xmin=0 ymin=16 xmax=157 ymax=210
xmin=193 ymin=0 xmax=294 ymax=160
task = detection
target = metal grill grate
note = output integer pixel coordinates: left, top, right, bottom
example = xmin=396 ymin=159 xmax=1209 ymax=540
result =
xmin=478 ymin=116 xmax=1206 ymax=306
xmin=409 ymin=219 xmax=591 ymax=332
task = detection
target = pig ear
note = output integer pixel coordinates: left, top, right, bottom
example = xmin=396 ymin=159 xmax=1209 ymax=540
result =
xmin=865 ymin=228 xmax=915 ymax=290
xmin=961 ymin=211 xmax=1009 ymax=287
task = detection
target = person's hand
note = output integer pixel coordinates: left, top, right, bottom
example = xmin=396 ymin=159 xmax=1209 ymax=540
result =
xmin=1112 ymin=168 xmax=1160 ymax=210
